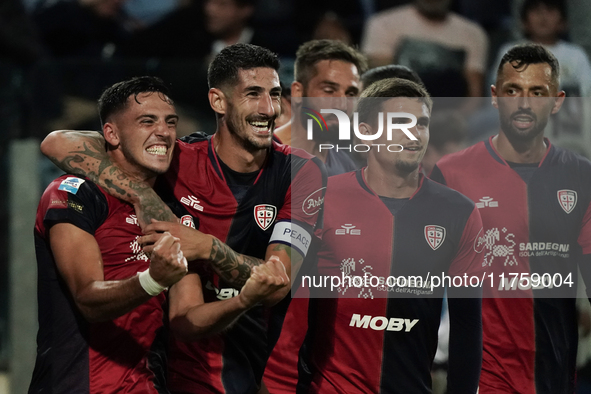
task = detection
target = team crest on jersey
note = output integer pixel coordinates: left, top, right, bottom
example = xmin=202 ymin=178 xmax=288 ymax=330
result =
xmin=557 ymin=190 xmax=577 ymax=214
xmin=254 ymin=204 xmax=277 ymax=230
xmin=425 ymin=225 xmax=446 ymax=250
xmin=180 ymin=215 xmax=196 ymax=229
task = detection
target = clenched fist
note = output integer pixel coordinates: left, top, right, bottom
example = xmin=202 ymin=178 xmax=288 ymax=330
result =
xmin=239 ymin=256 xmax=290 ymax=308
xmin=148 ymin=232 xmax=188 ymax=288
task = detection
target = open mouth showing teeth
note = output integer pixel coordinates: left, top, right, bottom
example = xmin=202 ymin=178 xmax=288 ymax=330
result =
xmin=249 ymin=120 xmax=270 ymax=132
xmin=146 ymin=146 xmax=167 ymax=156
xmin=405 ymin=146 xmax=421 ymax=151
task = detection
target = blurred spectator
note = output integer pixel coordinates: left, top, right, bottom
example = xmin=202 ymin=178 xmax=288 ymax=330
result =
xmin=312 ymin=12 xmax=352 ymax=45
xmin=361 ymin=0 xmax=489 ymax=97
xmin=34 ymin=0 xmax=133 ymax=59
xmin=490 ymin=0 xmax=591 ymax=97
xmin=123 ymin=0 xmax=183 ymax=27
xmin=296 ymin=0 xmax=368 ymax=46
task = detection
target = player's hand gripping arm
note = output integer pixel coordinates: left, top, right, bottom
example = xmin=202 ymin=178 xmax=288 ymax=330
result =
xmin=140 ymin=220 xmax=303 ymax=302
xmin=169 ymin=256 xmax=289 ymax=341
xmin=40 ymin=130 xmax=176 ymax=226
xmin=51 ymin=225 xmax=187 ymax=323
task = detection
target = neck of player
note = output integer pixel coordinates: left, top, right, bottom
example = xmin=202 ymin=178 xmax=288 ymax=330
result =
xmin=110 ymin=152 xmax=158 ymax=187
xmin=493 ymin=131 xmax=547 ymax=164
xmin=215 ymin=129 xmax=267 ymax=173
xmin=364 ymin=158 xmax=420 ymax=199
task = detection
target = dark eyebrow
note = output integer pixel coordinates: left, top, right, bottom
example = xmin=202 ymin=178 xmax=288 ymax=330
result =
xmin=166 ymin=114 xmax=180 ymax=121
xmin=319 ymin=81 xmax=339 ymax=88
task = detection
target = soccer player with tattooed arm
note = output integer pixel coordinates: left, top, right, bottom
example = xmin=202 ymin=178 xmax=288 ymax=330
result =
xmin=41 ymin=43 xmax=326 ymax=394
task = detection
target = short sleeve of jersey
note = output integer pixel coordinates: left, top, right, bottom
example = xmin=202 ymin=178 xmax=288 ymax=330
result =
xmin=578 ymin=200 xmax=591 ymax=255
xmin=271 ymin=155 xmax=327 ymax=257
xmin=448 ymin=205 xmax=484 ymax=278
xmin=42 ymin=177 xmax=109 ymax=235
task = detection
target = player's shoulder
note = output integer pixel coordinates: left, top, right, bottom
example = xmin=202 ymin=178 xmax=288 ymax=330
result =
xmin=272 ymin=142 xmax=326 ymax=174
xmin=177 ymin=132 xmax=210 ymax=151
xmin=548 ymin=143 xmax=591 ymax=172
xmin=436 ymin=141 xmax=487 ymax=171
xmin=423 ymin=176 xmax=476 ymax=210
xmin=327 ymin=170 xmax=358 ymax=188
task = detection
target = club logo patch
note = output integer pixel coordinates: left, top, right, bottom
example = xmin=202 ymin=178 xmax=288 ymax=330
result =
xmin=425 ymin=225 xmax=446 ymax=251
xmin=181 ymin=215 xmax=196 ymax=229
xmin=254 ymin=204 xmax=277 ymax=231
xmin=557 ymin=190 xmax=577 ymax=214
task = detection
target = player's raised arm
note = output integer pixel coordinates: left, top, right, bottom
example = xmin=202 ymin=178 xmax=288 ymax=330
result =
xmin=51 ymin=225 xmax=187 ymax=322
xmin=169 ymin=256 xmax=289 ymax=341
xmin=41 ymin=130 xmax=176 ymax=227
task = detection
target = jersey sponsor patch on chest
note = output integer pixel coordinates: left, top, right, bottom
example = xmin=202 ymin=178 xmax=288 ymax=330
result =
xmin=254 ymin=204 xmax=277 ymax=230
xmin=349 ymin=313 xmax=419 ymax=332
xmin=425 ymin=225 xmax=445 ymax=250
xmin=557 ymin=189 xmax=577 ymax=214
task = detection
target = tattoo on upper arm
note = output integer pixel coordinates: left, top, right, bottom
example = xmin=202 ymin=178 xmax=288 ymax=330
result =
xmin=209 ymin=238 xmax=263 ymax=287
xmin=49 ymin=137 xmax=176 ymax=223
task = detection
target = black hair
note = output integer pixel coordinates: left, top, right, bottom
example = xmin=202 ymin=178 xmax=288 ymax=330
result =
xmin=207 ymin=43 xmax=280 ymax=90
xmin=497 ymin=43 xmax=560 ymax=85
xmin=294 ymin=39 xmax=368 ymax=86
xmin=357 ymin=78 xmax=432 ymax=126
xmin=361 ymin=65 xmax=424 ymax=91
xmin=98 ymin=76 xmax=171 ymax=125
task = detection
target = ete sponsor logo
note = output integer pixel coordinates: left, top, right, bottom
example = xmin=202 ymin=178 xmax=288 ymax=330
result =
xmin=254 ymin=204 xmax=277 ymax=231
xmin=425 ymin=225 xmax=445 ymax=250
xmin=349 ymin=314 xmax=419 ymax=332
xmin=302 ymin=187 xmax=326 ymax=216
xmin=180 ymin=195 xmax=204 ymax=212
xmin=476 ymin=196 xmax=498 ymax=208
xmin=557 ymin=190 xmax=577 ymax=214
xmin=335 ymin=224 xmax=361 ymax=236
xmin=126 ymin=215 xmax=139 ymax=226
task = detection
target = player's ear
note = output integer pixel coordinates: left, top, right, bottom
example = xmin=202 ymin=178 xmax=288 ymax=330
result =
xmin=358 ymin=122 xmax=372 ymax=136
xmin=209 ymin=88 xmax=227 ymax=115
xmin=291 ymin=81 xmax=304 ymax=98
xmin=491 ymin=85 xmax=498 ymax=108
xmin=103 ymin=123 xmax=120 ymax=146
xmin=551 ymin=90 xmax=566 ymax=114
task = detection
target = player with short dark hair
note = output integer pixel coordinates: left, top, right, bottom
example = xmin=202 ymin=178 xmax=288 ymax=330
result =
xmin=431 ymin=43 xmax=591 ymax=393
xmin=294 ymin=39 xmax=368 ymax=89
xmin=300 ymin=77 xmax=483 ymax=393
xmin=41 ymin=43 xmax=326 ymax=394
xmin=30 ymin=76 xmax=189 ymax=393
xmin=360 ymin=64 xmax=424 ymax=91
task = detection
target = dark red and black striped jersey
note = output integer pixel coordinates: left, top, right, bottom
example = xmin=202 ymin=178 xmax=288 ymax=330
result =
xmin=301 ymin=170 xmax=483 ymax=393
xmin=161 ymin=133 xmax=326 ymax=394
xmin=431 ymin=137 xmax=591 ymax=394
xmin=31 ymin=175 xmax=167 ymax=394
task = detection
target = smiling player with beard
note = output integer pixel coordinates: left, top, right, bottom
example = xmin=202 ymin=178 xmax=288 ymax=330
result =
xmin=431 ymin=43 xmax=591 ymax=393
xmin=40 ymin=44 xmax=327 ymax=394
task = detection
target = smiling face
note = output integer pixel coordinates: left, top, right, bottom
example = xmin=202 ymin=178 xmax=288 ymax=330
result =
xmin=364 ymin=97 xmax=430 ymax=174
xmin=492 ymin=61 xmax=564 ymax=142
xmin=224 ymin=67 xmax=282 ymax=151
xmin=105 ymin=92 xmax=178 ymax=180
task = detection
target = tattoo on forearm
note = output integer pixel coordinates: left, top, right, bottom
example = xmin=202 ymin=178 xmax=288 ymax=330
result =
xmin=49 ymin=136 xmax=176 ymax=224
xmin=209 ymin=238 xmax=263 ymax=286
